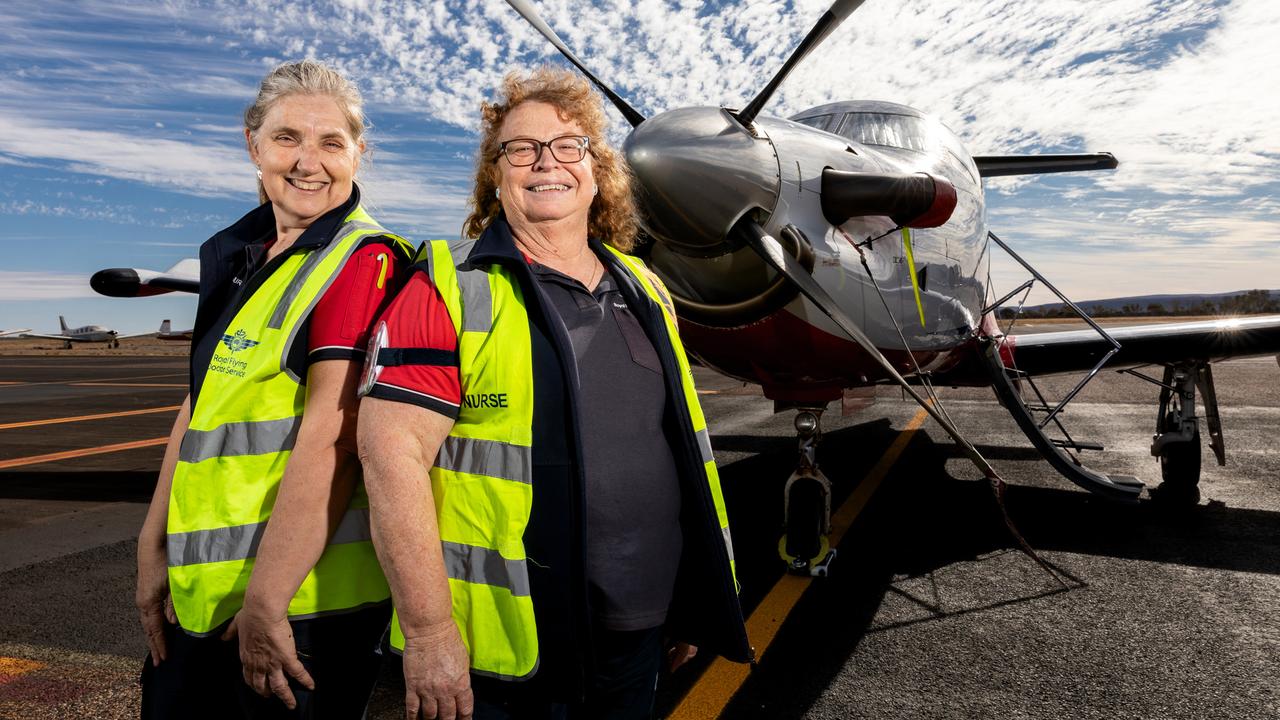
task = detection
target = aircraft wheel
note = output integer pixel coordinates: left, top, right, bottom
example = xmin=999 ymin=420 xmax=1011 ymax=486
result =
xmin=782 ymin=479 xmax=825 ymax=569
xmin=1155 ymin=417 xmax=1201 ymax=505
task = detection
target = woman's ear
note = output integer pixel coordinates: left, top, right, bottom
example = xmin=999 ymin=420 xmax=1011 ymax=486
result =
xmin=245 ymin=128 xmax=258 ymax=165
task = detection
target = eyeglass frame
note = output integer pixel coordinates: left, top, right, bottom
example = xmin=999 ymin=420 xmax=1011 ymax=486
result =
xmin=496 ymin=135 xmax=593 ymax=167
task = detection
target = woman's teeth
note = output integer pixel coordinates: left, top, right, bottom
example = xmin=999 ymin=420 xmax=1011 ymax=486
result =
xmin=287 ymin=178 xmax=326 ymax=191
xmin=529 ymin=184 xmax=570 ymax=192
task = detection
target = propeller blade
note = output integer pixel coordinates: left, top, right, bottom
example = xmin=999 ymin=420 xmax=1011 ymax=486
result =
xmin=505 ymin=0 xmax=646 ymax=128
xmin=737 ymin=0 xmax=869 ymax=126
xmin=734 ymin=217 xmax=998 ymax=477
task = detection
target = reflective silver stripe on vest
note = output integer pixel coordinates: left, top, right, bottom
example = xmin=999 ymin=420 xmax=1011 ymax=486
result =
xmin=441 ymin=540 xmax=530 ymax=597
xmin=280 ymin=221 xmax=390 ymax=381
xmin=167 ymin=507 xmax=371 ymax=567
xmin=436 ymin=436 xmax=531 ymax=485
xmin=267 ymin=220 xmax=382 ymax=330
xmin=448 ymin=240 xmax=492 ymax=333
xmin=721 ymin=524 xmax=735 ymax=564
xmin=178 ymin=416 xmax=302 ymax=464
xmin=695 ymin=427 xmax=714 ymax=465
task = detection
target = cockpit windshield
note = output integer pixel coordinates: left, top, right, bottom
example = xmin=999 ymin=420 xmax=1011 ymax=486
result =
xmin=835 ymin=112 xmax=933 ymax=152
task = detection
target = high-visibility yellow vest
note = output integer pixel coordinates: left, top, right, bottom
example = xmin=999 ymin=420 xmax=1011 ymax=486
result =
xmin=388 ymin=239 xmax=736 ymax=681
xmin=168 ymin=205 xmax=411 ymax=635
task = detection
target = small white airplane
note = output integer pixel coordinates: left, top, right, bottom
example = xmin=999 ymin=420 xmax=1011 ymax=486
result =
xmin=22 ymin=316 xmax=153 ymax=349
xmin=156 ymin=319 xmax=193 ymax=341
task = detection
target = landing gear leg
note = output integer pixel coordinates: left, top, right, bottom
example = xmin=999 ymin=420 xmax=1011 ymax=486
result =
xmin=1151 ymin=364 xmax=1203 ymax=505
xmin=779 ymin=409 xmax=837 ymax=576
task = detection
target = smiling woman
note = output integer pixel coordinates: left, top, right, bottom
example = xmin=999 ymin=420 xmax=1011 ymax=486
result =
xmin=355 ymin=66 xmax=750 ymax=720
xmin=134 ymin=59 xmax=415 ymax=719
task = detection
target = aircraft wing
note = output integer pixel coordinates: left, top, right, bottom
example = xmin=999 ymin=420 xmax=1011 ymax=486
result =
xmin=1005 ymin=315 xmax=1280 ymax=376
xmin=972 ymin=153 xmax=1118 ymax=177
xmin=91 ymin=258 xmax=199 ymax=297
xmin=20 ymin=333 xmax=71 ymax=341
xmin=0 ymin=328 xmax=31 ymax=337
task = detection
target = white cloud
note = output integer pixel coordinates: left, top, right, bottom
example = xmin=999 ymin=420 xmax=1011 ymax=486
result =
xmin=0 ymin=112 xmax=252 ymax=197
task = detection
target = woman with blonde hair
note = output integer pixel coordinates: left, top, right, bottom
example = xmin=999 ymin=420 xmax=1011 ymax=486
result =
xmin=135 ymin=59 xmax=413 ymax=718
xmin=357 ymin=66 xmax=750 ymax=719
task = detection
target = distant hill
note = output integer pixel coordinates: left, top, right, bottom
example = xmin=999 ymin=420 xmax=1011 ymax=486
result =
xmin=1000 ymin=289 xmax=1280 ymax=319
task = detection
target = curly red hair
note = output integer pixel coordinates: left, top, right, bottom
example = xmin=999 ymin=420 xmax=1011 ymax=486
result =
xmin=462 ymin=66 xmax=637 ymax=251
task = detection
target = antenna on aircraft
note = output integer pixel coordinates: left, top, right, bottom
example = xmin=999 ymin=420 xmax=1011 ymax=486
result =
xmin=737 ymin=0 xmax=869 ymax=126
xmin=505 ymin=0 xmax=647 ymax=127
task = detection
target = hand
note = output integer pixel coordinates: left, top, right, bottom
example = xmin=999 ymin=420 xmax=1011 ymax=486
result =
xmin=402 ymin=620 xmax=473 ymax=720
xmin=136 ymin=540 xmax=176 ymax=666
xmin=223 ymin=608 xmax=315 ymax=710
xmin=667 ymin=641 xmax=698 ymax=673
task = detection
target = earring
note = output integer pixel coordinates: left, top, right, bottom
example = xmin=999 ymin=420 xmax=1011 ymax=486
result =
xmin=256 ymin=167 xmax=263 ymax=181
xmin=592 ymin=184 xmax=599 ymax=196
xmin=495 ymin=187 xmax=501 ymax=200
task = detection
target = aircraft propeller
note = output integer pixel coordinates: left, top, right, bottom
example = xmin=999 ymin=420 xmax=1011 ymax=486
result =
xmin=736 ymin=0 xmax=869 ymax=126
xmin=504 ymin=0 xmax=646 ymax=127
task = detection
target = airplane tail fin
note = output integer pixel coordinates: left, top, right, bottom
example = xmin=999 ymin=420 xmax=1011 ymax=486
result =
xmin=59 ymin=315 xmax=69 ymax=333
xmin=160 ymin=319 xmax=171 ymax=334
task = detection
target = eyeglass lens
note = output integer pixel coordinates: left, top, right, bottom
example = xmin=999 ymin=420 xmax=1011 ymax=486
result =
xmin=503 ymin=136 xmax=587 ymax=166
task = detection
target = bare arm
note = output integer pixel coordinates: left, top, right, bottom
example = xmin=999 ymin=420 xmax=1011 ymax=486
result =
xmin=243 ymin=359 xmax=364 ymax=614
xmin=136 ymin=394 xmax=191 ymax=665
xmin=232 ymin=359 xmax=363 ymax=707
xmin=357 ymin=396 xmax=472 ymax=720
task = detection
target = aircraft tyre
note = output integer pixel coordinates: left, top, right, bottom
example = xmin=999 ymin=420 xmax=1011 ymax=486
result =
xmin=1155 ymin=425 xmax=1201 ymax=505
xmin=782 ymin=478 xmax=825 ymax=572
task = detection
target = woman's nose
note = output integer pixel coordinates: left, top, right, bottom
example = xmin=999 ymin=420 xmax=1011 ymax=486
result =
xmin=532 ymin=146 xmax=560 ymax=172
xmin=295 ymin=143 xmax=322 ymax=173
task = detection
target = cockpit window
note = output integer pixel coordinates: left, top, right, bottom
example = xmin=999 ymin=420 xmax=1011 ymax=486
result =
xmin=835 ymin=112 xmax=933 ymax=153
xmin=793 ymin=114 xmax=835 ymax=132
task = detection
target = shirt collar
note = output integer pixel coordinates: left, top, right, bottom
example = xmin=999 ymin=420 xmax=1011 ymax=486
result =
xmin=468 ymin=214 xmax=613 ymax=268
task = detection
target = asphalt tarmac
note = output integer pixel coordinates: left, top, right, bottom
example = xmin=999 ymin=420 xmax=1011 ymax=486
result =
xmin=0 ymin=354 xmax=1276 ymax=719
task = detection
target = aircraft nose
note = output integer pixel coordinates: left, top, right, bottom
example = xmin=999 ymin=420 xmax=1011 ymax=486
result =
xmin=624 ymin=107 xmax=780 ymax=255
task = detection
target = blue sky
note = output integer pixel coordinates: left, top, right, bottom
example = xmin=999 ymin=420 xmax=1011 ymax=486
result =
xmin=2 ymin=0 xmax=1277 ymax=334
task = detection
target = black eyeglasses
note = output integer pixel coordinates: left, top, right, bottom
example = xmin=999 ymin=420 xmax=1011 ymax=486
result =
xmin=497 ymin=135 xmax=591 ymax=167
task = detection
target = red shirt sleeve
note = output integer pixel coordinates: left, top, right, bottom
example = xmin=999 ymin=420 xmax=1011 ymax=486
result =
xmin=362 ymin=270 xmax=462 ymax=419
xmin=308 ymin=239 xmax=407 ymax=362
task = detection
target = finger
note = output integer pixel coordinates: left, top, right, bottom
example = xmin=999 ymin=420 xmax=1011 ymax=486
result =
xmin=437 ymin=695 xmax=457 ymax=720
xmin=163 ymin=595 xmax=177 ymax=625
xmin=283 ymin=654 xmax=315 ymax=691
xmin=404 ymin=692 xmax=420 ymax=720
xmin=269 ymin=669 xmax=297 ymax=710
xmin=141 ymin=613 xmax=167 ymax=664
xmin=457 ymin=688 xmax=475 ymax=720
xmin=145 ymin=631 xmax=165 ymax=666
xmin=420 ymin=696 xmax=438 ymax=720
xmin=252 ymin=671 xmax=271 ymax=698
xmin=220 ymin=616 xmax=239 ymax=641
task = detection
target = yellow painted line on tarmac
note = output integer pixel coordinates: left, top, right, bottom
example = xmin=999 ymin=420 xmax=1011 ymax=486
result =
xmin=0 ymin=656 xmax=46 ymax=676
xmin=70 ymin=382 xmax=188 ymax=388
xmin=0 ymin=437 xmax=168 ymax=470
xmin=669 ymin=407 xmax=931 ymax=720
xmin=0 ymin=405 xmax=182 ymax=431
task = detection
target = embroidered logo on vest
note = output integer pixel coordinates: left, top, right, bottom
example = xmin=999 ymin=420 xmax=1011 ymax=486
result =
xmin=220 ymin=329 xmax=260 ymax=353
